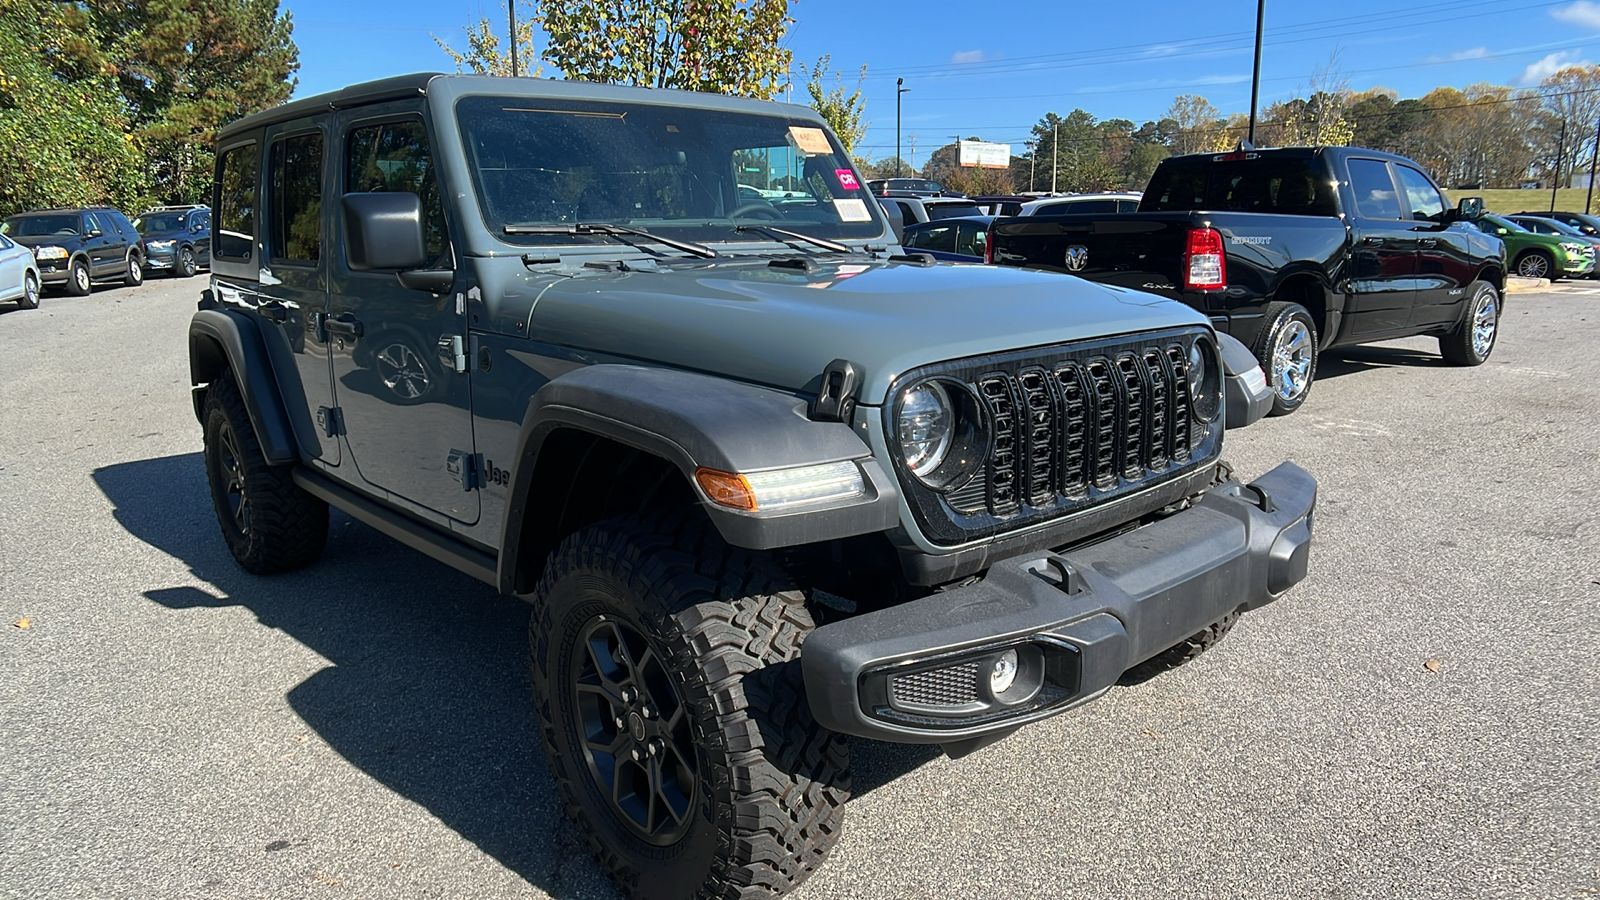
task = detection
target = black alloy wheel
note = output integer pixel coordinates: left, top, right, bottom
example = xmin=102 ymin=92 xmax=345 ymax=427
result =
xmin=178 ymin=246 xmax=197 ymax=278
xmin=570 ymin=615 xmax=698 ymax=845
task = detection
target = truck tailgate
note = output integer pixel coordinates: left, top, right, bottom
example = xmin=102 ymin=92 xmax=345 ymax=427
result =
xmin=989 ymin=212 xmax=1196 ymax=300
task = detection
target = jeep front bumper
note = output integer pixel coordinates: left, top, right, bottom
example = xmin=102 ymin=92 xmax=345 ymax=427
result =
xmin=801 ymin=461 xmax=1315 ymax=745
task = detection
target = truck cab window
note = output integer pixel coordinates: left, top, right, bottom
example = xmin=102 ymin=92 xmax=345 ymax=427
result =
xmin=1395 ymin=165 xmax=1445 ymax=222
xmin=1346 ymin=159 xmax=1403 ymax=220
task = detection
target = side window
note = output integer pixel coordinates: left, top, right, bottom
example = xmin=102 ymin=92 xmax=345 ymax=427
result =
xmin=216 ymin=144 xmax=259 ymax=260
xmin=80 ymin=213 xmax=97 ymax=235
xmin=1347 ymin=159 xmax=1403 ymax=220
xmin=893 ymin=200 xmax=916 ymax=229
xmin=1117 ymin=200 xmax=1139 ymax=212
xmin=1395 ymin=165 xmax=1444 ymax=222
xmin=955 ymin=222 xmax=985 ymax=257
xmin=346 ymin=120 xmax=446 ymax=266
xmin=910 ymin=224 xmax=956 ymax=253
xmin=269 ymin=131 xmax=324 ymax=263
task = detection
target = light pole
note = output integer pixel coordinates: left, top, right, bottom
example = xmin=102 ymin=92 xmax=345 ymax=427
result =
xmin=1027 ymin=140 xmax=1035 ymax=192
xmin=509 ymin=0 xmax=519 ymax=77
xmin=1247 ymin=0 xmax=1264 ymax=145
xmin=1052 ymin=121 xmax=1060 ymax=194
xmin=896 ymin=78 xmax=909 ymax=176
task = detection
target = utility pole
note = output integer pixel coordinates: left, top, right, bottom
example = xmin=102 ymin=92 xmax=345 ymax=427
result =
xmin=1587 ymin=115 xmax=1600 ymax=215
xmin=509 ymin=0 xmax=519 ymax=77
xmin=908 ymin=135 xmax=918 ymax=173
xmin=896 ymin=79 xmax=909 ymax=177
xmin=1052 ymin=120 xmax=1060 ymax=194
xmin=1552 ymin=117 xmax=1567 ymax=213
xmin=1027 ymin=140 xmax=1035 ymax=192
xmin=1247 ymin=0 xmax=1264 ymax=145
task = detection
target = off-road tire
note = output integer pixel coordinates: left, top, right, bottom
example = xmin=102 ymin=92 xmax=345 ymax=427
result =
xmin=1513 ymin=249 xmax=1553 ymax=280
xmin=177 ymin=246 xmax=197 ymax=278
xmin=1253 ymin=301 xmax=1318 ymax=417
xmin=20 ymin=271 xmax=39 ymax=309
xmin=1117 ymin=610 xmax=1241 ymax=686
xmin=1439 ymin=280 xmax=1500 ymax=367
xmin=65 ymin=258 xmax=91 ymax=296
xmin=123 ymin=251 xmax=143 ymax=286
xmin=528 ymin=510 xmax=849 ymax=900
xmin=201 ymin=373 xmax=327 ymax=574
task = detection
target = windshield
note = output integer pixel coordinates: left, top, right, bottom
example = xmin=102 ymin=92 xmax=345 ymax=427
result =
xmin=135 ymin=213 xmax=186 ymax=233
xmin=2 ymin=214 xmax=81 ymax=237
xmin=454 ymin=96 xmax=884 ymax=246
xmin=1142 ymin=156 xmax=1338 ymax=216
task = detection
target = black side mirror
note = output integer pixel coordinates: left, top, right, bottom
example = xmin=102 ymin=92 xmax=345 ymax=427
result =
xmin=1456 ymin=196 xmax=1484 ymax=220
xmin=343 ymin=192 xmax=429 ymax=270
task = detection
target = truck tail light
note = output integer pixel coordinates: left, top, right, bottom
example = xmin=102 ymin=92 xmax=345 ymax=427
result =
xmin=1184 ymin=227 xmax=1226 ymax=290
xmin=983 ymin=226 xmax=994 ymax=264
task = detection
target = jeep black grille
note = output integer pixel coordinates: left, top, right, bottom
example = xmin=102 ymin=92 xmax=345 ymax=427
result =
xmin=891 ymin=662 xmax=981 ymax=708
xmin=890 ymin=329 xmax=1218 ymax=547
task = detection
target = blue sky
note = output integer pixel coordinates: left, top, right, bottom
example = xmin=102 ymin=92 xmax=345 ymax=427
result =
xmin=287 ymin=0 xmax=1599 ymax=164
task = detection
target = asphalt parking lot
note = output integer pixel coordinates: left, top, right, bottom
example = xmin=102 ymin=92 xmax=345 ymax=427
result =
xmin=2 ymin=275 xmax=1596 ymax=900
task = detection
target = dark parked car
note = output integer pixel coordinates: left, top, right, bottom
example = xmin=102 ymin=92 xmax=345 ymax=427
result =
xmin=1513 ymin=209 xmax=1600 ymax=236
xmin=134 ymin=205 xmax=211 ymax=278
xmin=866 ymin=176 xmax=964 ymax=197
xmin=0 ymin=207 xmax=145 ymax=295
xmin=901 ymin=215 xmax=994 ymax=261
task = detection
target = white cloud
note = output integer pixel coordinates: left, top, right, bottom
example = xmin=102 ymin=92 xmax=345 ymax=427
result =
xmin=1451 ymin=46 xmax=1490 ymax=60
xmin=1520 ymin=51 xmax=1591 ymax=85
xmin=1553 ymin=0 xmax=1600 ymax=28
xmin=950 ymin=50 xmax=984 ymax=64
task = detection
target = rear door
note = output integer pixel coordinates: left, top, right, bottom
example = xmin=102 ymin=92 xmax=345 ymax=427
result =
xmin=326 ymin=104 xmax=477 ymax=523
xmin=1340 ymin=157 xmax=1418 ymax=337
xmin=257 ymin=121 xmax=340 ymax=466
xmin=0 ymin=234 xmax=21 ymax=299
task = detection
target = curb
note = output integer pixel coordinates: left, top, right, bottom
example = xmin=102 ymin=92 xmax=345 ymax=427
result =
xmin=1505 ymin=276 xmax=1550 ymax=293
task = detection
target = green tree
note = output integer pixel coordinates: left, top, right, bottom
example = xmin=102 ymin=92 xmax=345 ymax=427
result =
xmin=804 ymin=55 xmax=867 ymax=153
xmin=1164 ymin=94 xmax=1222 ymax=154
xmin=0 ymin=0 xmax=145 ymax=216
xmin=534 ymin=0 xmax=793 ymax=100
xmin=1537 ymin=65 xmax=1600 ymax=187
xmin=86 ymin=0 xmax=300 ymax=203
xmin=435 ymin=1 xmax=543 ymax=77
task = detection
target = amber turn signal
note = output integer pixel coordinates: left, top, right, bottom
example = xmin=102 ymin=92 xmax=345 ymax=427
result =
xmin=694 ymin=468 xmax=757 ymax=511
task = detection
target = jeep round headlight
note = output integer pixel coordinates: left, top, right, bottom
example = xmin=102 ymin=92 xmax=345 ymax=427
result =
xmin=895 ymin=379 xmax=988 ymax=491
xmin=1188 ymin=338 xmax=1222 ymax=422
xmin=898 ymin=382 xmax=952 ymax=478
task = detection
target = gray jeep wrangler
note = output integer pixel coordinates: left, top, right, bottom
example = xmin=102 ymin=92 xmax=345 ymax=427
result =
xmin=189 ymin=73 xmax=1315 ymax=900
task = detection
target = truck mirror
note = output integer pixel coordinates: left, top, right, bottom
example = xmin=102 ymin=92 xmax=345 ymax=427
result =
xmin=343 ymin=192 xmax=430 ymax=271
xmin=1456 ymin=196 xmax=1484 ymax=219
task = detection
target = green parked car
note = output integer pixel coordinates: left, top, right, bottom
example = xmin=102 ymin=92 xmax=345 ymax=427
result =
xmin=1467 ymin=213 xmax=1594 ymax=279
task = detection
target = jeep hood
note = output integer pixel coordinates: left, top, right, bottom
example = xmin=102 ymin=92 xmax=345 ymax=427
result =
xmin=524 ymin=258 xmax=1207 ymax=403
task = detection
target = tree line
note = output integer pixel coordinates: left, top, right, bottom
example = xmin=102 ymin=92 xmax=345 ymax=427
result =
xmin=0 ymin=0 xmax=298 ymax=219
xmin=856 ymin=66 xmax=1600 ymax=198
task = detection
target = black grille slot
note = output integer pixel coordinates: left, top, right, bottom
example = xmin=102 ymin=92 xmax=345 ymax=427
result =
xmin=979 ymin=377 xmax=1020 ymax=515
xmin=1018 ymin=369 xmax=1057 ymax=508
xmin=1116 ymin=355 xmax=1145 ymax=480
xmin=1086 ymin=360 xmax=1118 ymax=489
xmin=1056 ymin=364 xmax=1088 ymax=496
xmin=892 ymin=662 xmax=981 ymax=708
xmin=1166 ymin=346 xmax=1192 ymax=458
xmin=1143 ymin=349 xmax=1170 ymax=470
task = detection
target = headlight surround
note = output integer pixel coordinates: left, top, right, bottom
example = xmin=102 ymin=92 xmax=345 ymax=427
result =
xmin=147 ymin=239 xmax=176 ymax=250
xmin=1187 ymin=337 xmax=1223 ymax=423
xmin=894 ymin=378 xmax=988 ymax=491
xmin=33 ymin=245 xmax=67 ymax=260
xmin=1559 ymin=241 xmax=1588 ymax=256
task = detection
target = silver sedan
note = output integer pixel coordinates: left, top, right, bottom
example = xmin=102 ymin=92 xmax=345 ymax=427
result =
xmin=0 ymin=232 xmax=42 ymax=309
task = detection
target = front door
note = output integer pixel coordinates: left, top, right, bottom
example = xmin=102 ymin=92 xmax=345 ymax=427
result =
xmin=326 ymin=105 xmax=477 ymax=524
xmin=1394 ymin=163 xmax=1475 ymax=330
xmin=1341 ymin=157 xmax=1418 ymax=337
xmin=83 ymin=212 xmax=120 ymax=277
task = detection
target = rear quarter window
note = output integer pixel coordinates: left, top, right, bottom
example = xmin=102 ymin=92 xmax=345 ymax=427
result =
xmin=216 ymin=144 xmax=259 ymax=260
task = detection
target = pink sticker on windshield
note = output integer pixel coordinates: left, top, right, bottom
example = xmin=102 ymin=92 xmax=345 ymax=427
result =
xmin=835 ymin=169 xmax=860 ymax=190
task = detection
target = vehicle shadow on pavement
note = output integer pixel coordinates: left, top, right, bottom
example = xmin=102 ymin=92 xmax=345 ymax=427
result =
xmin=1317 ymin=345 xmax=1447 ymax=381
xmin=93 ymin=452 xmax=615 ymax=897
xmin=94 ymin=452 xmax=934 ymax=893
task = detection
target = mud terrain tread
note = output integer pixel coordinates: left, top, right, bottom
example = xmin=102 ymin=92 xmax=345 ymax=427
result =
xmin=1117 ymin=610 xmax=1240 ymax=686
xmin=528 ymin=509 xmax=849 ymax=900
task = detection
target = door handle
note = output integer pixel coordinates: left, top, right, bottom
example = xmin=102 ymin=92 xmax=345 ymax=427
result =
xmin=1418 ymin=238 xmax=1438 ymax=248
xmin=1360 ymin=236 xmax=1384 ymax=246
xmin=323 ymin=313 xmax=363 ymax=337
xmin=257 ymin=300 xmax=288 ymax=322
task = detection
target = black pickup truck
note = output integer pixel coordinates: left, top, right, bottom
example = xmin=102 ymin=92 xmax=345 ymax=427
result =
xmin=988 ymin=147 xmax=1507 ymax=415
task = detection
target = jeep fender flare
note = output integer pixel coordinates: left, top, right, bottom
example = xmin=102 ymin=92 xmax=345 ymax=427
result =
xmin=497 ymin=364 xmax=900 ymax=593
xmin=188 ymin=308 xmax=299 ymax=465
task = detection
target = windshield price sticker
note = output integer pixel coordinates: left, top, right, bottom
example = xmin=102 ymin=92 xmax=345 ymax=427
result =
xmin=835 ymin=169 xmax=860 ymax=190
xmin=786 ymin=126 xmax=832 ymax=156
xmin=833 ymin=198 xmax=872 ymax=222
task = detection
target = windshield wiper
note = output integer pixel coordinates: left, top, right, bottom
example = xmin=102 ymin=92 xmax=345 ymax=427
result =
xmin=503 ymin=222 xmax=718 ymax=258
xmin=734 ymin=224 xmax=852 ymax=253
